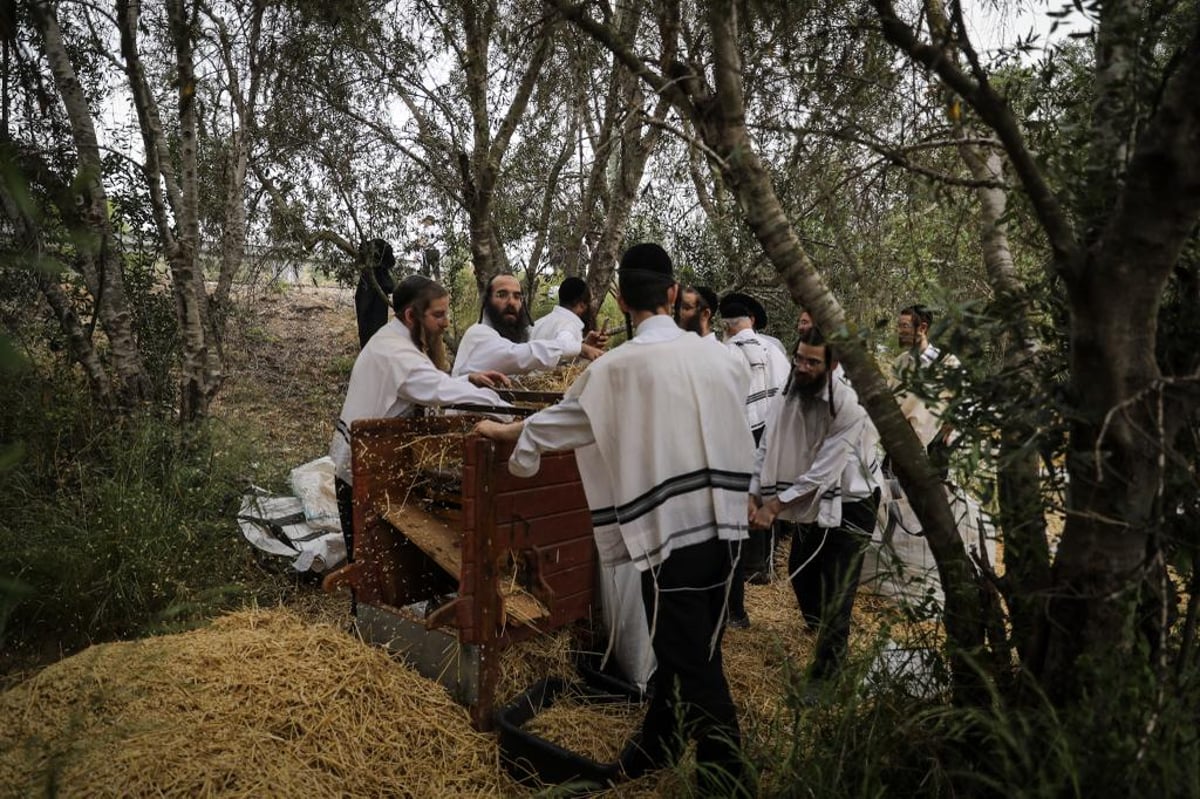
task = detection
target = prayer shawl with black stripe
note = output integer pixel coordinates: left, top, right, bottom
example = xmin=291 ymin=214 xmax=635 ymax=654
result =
xmin=571 ymin=330 xmax=756 ymax=570
xmin=724 ymin=328 xmax=790 ymax=437
xmin=751 ymin=377 xmax=880 ymax=528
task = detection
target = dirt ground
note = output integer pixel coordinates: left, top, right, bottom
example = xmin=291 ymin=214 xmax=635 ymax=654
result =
xmin=213 ymin=284 xmax=359 ymax=470
xmin=211 ymin=284 xmax=361 ymax=629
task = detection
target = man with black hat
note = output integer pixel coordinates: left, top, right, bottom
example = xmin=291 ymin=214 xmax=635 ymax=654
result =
xmin=678 ymin=285 xmax=721 ymax=342
xmin=452 ymin=273 xmax=604 ymax=377
xmin=475 ymin=243 xmax=755 ymax=798
xmin=530 ymin=275 xmax=595 ymax=343
xmin=720 ymin=291 xmax=791 ymax=619
xmin=331 ymin=276 xmax=512 ymax=603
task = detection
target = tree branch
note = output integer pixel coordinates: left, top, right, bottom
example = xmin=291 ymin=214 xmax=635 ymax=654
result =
xmin=871 ymin=0 xmax=1082 ymax=280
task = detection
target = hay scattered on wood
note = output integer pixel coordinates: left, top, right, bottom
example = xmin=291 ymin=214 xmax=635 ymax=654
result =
xmin=509 ymin=362 xmax=587 ymax=394
xmin=0 ymin=609 xmax=504 ymax=798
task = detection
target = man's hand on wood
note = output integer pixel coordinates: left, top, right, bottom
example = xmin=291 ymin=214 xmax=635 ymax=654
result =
xmin=474 ymin=419 xmax=524 ymax=442
xmin=580 ymin=343 xmax=604 ymax=361
xmin=468 ymin=370 xmax=511 ymax=389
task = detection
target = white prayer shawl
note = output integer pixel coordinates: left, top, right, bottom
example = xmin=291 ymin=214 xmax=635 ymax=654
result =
xmin=511 ymin=318 xmax=755 ymax=571
xmin=758 ymin=332 xmax=788 ymax=358
xmin=451 ymin=318 xmax=581 ymax=376
xmin=751 ymin=378 xmax=880 ymax=528
xmin=892 ymin=345 xmax=961 ymax=447
xmin=725 ymin=328 xmax=790 ymax=438
xmin=329 ymin=320 xmax=505 ymax=484
xmin=530 ymin=305 xmax=584 ymax=343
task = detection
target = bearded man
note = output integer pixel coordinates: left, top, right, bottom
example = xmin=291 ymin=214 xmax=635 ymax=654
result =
xmin=330 ymin=275 xmax=510 ymax=593
xmin=677 ymin=285 xmax=720 ymax=342
xmin=452 ymin=273 xmax=604 ymax=376
xmin=749 ymin=327 xmax=881 ymax=687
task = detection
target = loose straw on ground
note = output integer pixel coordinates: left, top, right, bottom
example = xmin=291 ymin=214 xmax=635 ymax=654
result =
xmin=0 ymin=609 xmax=503 ymax=797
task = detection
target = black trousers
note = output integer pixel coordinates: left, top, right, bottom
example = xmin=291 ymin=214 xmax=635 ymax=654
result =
xmin=788 ymin=491 xmax=879 ymax=680
xmin=639 ymin=537 xmax=748 ymax=796
xmin=335 ymin=476 xmax=356 ymax=614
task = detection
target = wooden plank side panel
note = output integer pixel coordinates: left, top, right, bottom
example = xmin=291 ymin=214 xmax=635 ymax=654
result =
xmin=547 ymin=589 xmax=597 ymax=628
xmin=497 ymin=509 xmax=594 ymax=550
xmin=485 ymin=446 xmax=584 ymax=493
xmin=492 ymin=482 xmax=591 ymax=527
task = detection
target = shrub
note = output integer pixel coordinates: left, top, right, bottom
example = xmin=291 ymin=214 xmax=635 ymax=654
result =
xmin=0 ymin=367 xmax=259 ymax=655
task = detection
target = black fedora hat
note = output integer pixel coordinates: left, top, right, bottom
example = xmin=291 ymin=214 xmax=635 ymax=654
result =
xmin=718 ymin=292 xmax=768 ymax=331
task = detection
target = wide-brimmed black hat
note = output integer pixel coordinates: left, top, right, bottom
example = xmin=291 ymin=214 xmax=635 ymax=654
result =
xmin=719 ymin=291 xmax=768 ymax=331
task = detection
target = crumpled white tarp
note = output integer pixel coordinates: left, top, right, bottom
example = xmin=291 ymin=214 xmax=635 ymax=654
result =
xmin=289 ymin=456 xmax=343 ymax=532
xmin=862 ymin=479 xmax=998 ymax=608
xmin=237 ymin=472 xmax=347 ymax=573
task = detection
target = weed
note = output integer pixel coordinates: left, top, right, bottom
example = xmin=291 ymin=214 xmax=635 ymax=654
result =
xmin=0 ymin=368 xmax=261 ymax=656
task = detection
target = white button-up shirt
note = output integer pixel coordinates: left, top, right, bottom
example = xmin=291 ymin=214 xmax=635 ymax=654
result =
xmin=451 ymin=318 xmax=583 ymax=376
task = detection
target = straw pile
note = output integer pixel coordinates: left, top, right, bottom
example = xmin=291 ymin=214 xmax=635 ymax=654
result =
xmin=523 ymin=693 xmax=643 ymax=763
xmin=0 ymin=609 xmax=504 ymax=797
xmin=496 ymin=628 xmax=576 ymax=704
xmin=0 ymin=559 xmax=945 ymax=797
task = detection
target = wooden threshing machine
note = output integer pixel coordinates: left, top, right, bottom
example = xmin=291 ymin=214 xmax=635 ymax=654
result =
xmin=322 ymin=393 xmax=600 ymax=730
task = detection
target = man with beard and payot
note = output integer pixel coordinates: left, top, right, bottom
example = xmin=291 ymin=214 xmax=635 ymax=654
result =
xmin=330 ymin=275 xmax=512 ymax=606
xmin=893 ymin=303 xmax=960 ymax=477
xmin=797 ymin=308 xmax=851 ymax=388
xmin=474 ymin=243 xmax=755 ymax=798
xmin=451 ymin=274 xmax=605 ymax=377
xmin=677 ymin=285 xmax=722 ymax=344
xmin=748 ymin=327 xmax=881 ymax=693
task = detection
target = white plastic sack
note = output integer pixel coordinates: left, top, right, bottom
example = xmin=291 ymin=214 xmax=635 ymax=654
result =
xmin=597 ymin=561 xmax=656 ymax=693
xmin=238 ymin=489 xmax=347 ymax=573
xmin=864 ymin=640 xmax=945 ymax=699
xmin=289 ymin=456 xmax=342 ymax=533
xmin=862 ymin=479 xmax=998 ymax=608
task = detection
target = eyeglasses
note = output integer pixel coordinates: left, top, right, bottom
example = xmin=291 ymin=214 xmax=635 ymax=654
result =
xmin=493 ymin=289 xmax=523 ymax=301
xmin=793 ymin=355 xmax=824 ymax=368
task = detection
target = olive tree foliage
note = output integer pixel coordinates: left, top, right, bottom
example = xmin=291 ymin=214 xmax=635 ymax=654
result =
xmin=1 ymin=0 xmax=346 ymax=420
xmin=873 ymin=0 xmax=1200 ymax=700
xmin=296 ymin=0 xmax=678 ymax=306
xmin=620 ymin=0 xmax=1000 ymax=341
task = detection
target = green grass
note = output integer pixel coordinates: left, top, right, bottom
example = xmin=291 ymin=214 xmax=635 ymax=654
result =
xmin=0 ymin=370 xmax=266 ymax=657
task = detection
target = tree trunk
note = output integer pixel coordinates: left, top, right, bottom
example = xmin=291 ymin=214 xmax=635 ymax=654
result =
xmin=925 ymin=0 xmax=1050 ymax=668
xmin=30 ymin=0 xmax=149 ymax=408
xmin=119 ymin=0 xmax=222 ymax=421
xmin=582 ymin=4 xmax=667 ymax=309
xmin=167 ymin=0 xmax=222 ymax=421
